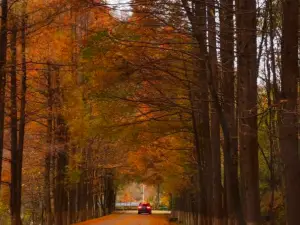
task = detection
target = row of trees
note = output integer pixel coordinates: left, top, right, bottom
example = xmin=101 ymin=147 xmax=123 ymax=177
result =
xmin=166 ymin=0 xmax=298 ymax=224
xmin=80 ymin=0 xmax=299 ymax=224
xmin=0 ymin=1 xmax=120 ymax=224
xmin=0 ymin=0 xmax=299 ymax=224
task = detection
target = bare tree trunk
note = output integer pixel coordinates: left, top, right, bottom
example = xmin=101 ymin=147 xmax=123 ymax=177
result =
xmin=87 ymin=151 xmax=94 ymax=219
xmin=106 ymin=172 xmax=115 ymax=214
xmin=53 ymin=68 xmax=68 ymax=225
xmin=10 ymin=23 xmax=22 ymax=225
xmin=54 ymin=150 xmax=68 ymax=225
xmin=78 ymin=158 xmax=88 ymax=221
xmin=18 ymin=6 xmax=27 ymax=201
xmin=194 ymin=1 xmax=212 ymax=223
xmin=69 ymin=183 xmax=77 ymax=223
xmin=54 ymin=116 xmax=68 ymax=225
xmin=44 ymin=63 xmax=53 ymax=225
xmin=236 ymin=0 xmax=260 ymax=223
xmin=208 ymin=2 xmax=222 ymax=225
xmin=189 ymin=82 xmax=205 ymax=224
xmin=68 ymin=147 xmax=78 ymax=223
xmin=279 ymin=0 xmax=300 ymax=224
xmin=0 ymin=0 xmax=8 ymax=190
xmin=44 ymin=153 xmax=52 ymax=225
xmin=219 ymin=0 xmax=239 ymax=223
xmin=77 ymin=173 xmax=84 ymax=220
xmin=15 ymin=12 xmax=27 ymax=225
xmin=182 ymin=0 xmax=245 ymax=223
xmin=94 ymin=183 xmax=100 ymax=218
xmin=156 ymin=183 xmax=160 ymax=209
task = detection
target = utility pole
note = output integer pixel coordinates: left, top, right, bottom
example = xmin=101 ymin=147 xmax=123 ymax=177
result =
xmin=142 ymin=184 xmax=145 ymax=202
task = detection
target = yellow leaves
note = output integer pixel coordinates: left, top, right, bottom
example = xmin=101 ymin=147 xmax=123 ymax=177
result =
xmin=124 ymin=131 xmax=190 ymax=193
xmin=209 ymin=9 xmax=215 ymax=17
xmin=160 ymin=194 xmax=170 ymax=207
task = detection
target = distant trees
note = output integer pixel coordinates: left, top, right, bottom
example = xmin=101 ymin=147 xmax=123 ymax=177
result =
xmin=0 ymin=0 xmax=299 ymax=224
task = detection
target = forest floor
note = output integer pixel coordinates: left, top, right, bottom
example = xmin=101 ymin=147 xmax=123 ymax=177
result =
xmin=73 ymin=210 xmax=175 ymax=225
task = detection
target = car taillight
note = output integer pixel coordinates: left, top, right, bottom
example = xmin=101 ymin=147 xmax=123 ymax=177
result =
xmin=138 ymin=206 xmax=142 ymax=209
xmin=147 ymin=206 xmax=151 ymax=209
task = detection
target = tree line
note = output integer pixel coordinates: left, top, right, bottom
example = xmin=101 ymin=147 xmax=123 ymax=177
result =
xmin=0 ymin=0 xmax=299 ymax=224
xmin=0 ymin=1 xmax=118 ymax=224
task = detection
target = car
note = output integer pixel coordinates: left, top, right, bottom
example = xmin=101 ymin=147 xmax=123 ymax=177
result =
xmin=138 ymin=202 xmax=152 ymax=214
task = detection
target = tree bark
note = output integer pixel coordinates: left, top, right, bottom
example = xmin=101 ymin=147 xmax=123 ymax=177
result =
xmin=156 ymin=183 xmax=160 ymax=209
xmin=44 ymin=63 xmax=53 ymax=225
xmin=15 ymin=12 xmax=27 ymax=225
xmin=0 ymin=0 xmax=8 ymax=190
xmin=68 ymin=147 xmax=78 ymax=223
xmin=279 ymin=0 xmax=300 ymax=224
xmin=87 ymin=152 xmax=94 ymax=219
xmin=236 ymin=0 xmax=260 ymax=223
xmin=10 ymin=23 xmax=22 ymax=225
xmin=194 ymin=1 xmax=212 ymax=223
xmin=53 ymin=68 xmax=68 ymax=225
xmin=54 ymin=116 xmax=68 ymax=225
xmin=219 ymin=0 xmax=239 ymax=223
xmin=208 ymin=2 xmax=223 ymax=225
xmin=18 ymin=6 xmax=27 ymax=202
xmin=181 ymin=0 xmax=245 ymax=223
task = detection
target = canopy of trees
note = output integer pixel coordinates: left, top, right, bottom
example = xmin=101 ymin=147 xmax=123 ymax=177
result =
xmin=0 ymin=0 xmax=299 ymax=225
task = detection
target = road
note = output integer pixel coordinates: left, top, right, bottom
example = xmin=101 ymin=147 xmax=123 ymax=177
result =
xmin=73 ymin=210 xmax=172 ymax=225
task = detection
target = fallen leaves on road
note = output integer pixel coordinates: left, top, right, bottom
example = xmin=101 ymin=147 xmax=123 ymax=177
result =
xmin=72 ymin=213 xmax=176 ymax=225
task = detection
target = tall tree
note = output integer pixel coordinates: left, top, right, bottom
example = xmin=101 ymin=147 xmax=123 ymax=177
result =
xmin=10 ymin=22 xmax=22 ymax=225
xmin=53 ymin=68 xmax=69 ymax=225
xmin=180 ymin=0 xmax=246 ymax=223
xmin=236 ymin=0 xmax=260 ymax=223
xmin=0 ymin=0 xmax=8 ymax=190
xmin=207 ymin=1 xmax=222 ymax=225
xmin=219 ymin=0 xmax=239 ymax=222
xmin=279 ymin=0 xmax=300 ymax=224
xmin=44 ymin=63 xmax=53 ymax=225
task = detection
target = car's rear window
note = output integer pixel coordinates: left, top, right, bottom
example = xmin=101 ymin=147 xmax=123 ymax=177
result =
xmin=142 ymin=203 xmax=150 ymax=206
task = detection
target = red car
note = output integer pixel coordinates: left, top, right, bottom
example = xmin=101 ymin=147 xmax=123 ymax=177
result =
xmin=138 ymin=202 xmax=152 ymax=214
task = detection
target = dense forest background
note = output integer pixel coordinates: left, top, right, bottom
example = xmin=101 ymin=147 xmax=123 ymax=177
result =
xmin=0 ymin=0 xmax=299 ymax=224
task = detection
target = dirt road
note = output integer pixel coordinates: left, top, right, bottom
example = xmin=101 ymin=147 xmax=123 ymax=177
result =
xmin=73 ymin=211 xmax=172 ymax=225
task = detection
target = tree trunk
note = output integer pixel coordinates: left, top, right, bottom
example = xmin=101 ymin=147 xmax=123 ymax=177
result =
xmin=53 ymin=68 xmax=68 ymax=225
xmin=208 ymin=2 xmax=222 ymax=225
xmin=219 ymin=0 xmax=238 ymax=223
xmin=194 ymin=1 xmax=212 ymax=223
xmin=69 ymin=184 xmax=77 ymax=223
xmin=44 ymin=63 xmax=53 ymax=225
xmin=78 ymin=165 xmax=88 ymax=221
xmin=236 ymin=0 xmax=260 ymax=223
xmin=10 ymin=24 xmax=22 ymax=225
xmin=94 ymin=190 xmax=100 ymax=218
xmin=87 ymin=153 xmax=94 ymax=219
xmin=16 ymin=13 xmax=27 ymax=225
xmin=54 ymin=149 xmax=68 ymax=225
xmin=0 ymin=0 xmax=8 ymax=190
xmin=18 ymin=7 xmax=27 ymax=202
xmin=106 ymin=173 xmax=115 ymax=214
xmin=279 ymin=0 xmax=300 ymax=224
xmin=156 ymin=183 xmax=160 ymax=209
xmin=68 ymin=147 xmax=78 ymax=223
xmin=54 ymin=116 xmax=68 ymax=225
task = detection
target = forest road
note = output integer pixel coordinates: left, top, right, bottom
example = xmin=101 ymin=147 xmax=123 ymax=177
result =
xmin=73 ymin=211 xmax=172 ymax=225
